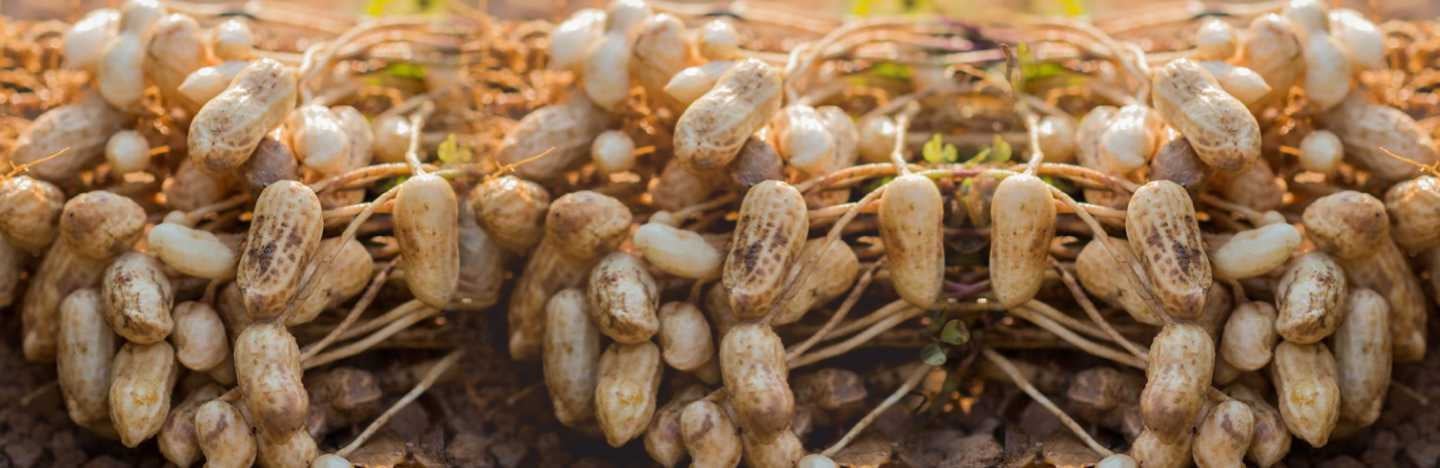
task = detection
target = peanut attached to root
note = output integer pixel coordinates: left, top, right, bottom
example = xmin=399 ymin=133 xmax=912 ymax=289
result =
xmin=645 ymin=386 xmax=706 ymax=468
xmin=1227 ymin=384 xmax=1291 ymax=467
xmin=1076 ymin=237 xmax=1163 ymax=326
xmin=1274 ymin=251 xmax=1347 ymax=344
xmin=1332 ymin=288 xmax=1392 ymax=427
xmin=989 ymin=173 xmax=1054 ymax=308
xmin=171 ymin=302 xmax=229 ymax=372
xmin=587 ymin=252 xmax=660 ymax=343
xmin=394 ymin=173 xmax=460 ymax=309
xmin=583 ymin=31 xmax=633 ymax=112
xmin=0 ymin=175 xmax=66 ymax=254
xmin=289 ymin=238 xmax=372 ymax=326
xmin=257 ymin=429 xmax=318 ymax=468
xmin=23 ymin=191 xmax=145 ymax=362
xmin=658 ymin=302 xmax=714 ymax=372
xmin=450 ymin=205 xmax=505 ymax=311
xmin=1127 ymin=180 xmax=1211 ymax=320
xmin=195 ymin=399 xmax=257 ymax=468
xmin=681 ymin=400 xmax=743 ymax=468
xmin=1315 ymin=92 xmax=1440 ymax=182
xmin=235 ymin=322 xmax=310 ymax=436
xmin=470 ymin=175 xmax=550 ymax=254
xmin=773 ymin=104 xmax=838 ymax=176
xmin=62 ymin=9 xmax=119 ymax=72
xmin=178 ymin=61 xmax=251 ymax=109
xmin=1130 ymin=429 xmax=1193 ymax=468
xmin=1152 ymin=58 xmax=1261 ymax=172
xmin=720 ymin=323 xmax=794 ymax=441
xmin=634 ymin=222 xmax=723 ymax=280
xmin=158 ymin=384 xmax=223 ymax=467
xmin=1328 ymin=9 xmax=1384 ymax=70
xmin=97 ymin=31 xmax=146 ymax=111
xmin=1210 ymin=223 xmax=1301 ymax=281
xmin=1219 ymin=302 xmax=1279 ymax=371
xmin=1238 ymin=14 xmax=1303 ymax=109
xmin=1193 ymin=399 xmax=1255 ymax=468
xmin=288 ymin=104 xmax=353 ymax=175
xmin=595 ymin=341 xmax=662 ymax=447
xmin=631 ymin=14 xmax=693 ymax=111
xmin=1271 ymin=340 xmax=1341 ymax=447
xmin=189 ymin=58 xmax=298 ymax=173
xmin=101 ymin=252 xmax=175 ymax=344
xmin=543 ymin=289 xmax=602 ymax=428
xmin=56 ymin=289 xmax=116 ymax=429
xmin=1305 ymin=190 xmax=1430 ymax=361
xmin=723 ymin=180 xmax=808 ymax=319
xmin=508 ymin=191 xmax=631 ymax=361
xmin=742 ymin=428 xmax=805 ymax=468
xmin=144 ymin=14 xmax=208 ymax=112
xmin=1384 ymin=175 xmax=1440 ymax=254
xmin=110 ymin=341 xmax=180 ymax=447
xmin=238 ymin=180 xmax=323 ymax=321
xmin=10 ymin=92 xmax=132 ymax=183
xmin=496 ymin=94 xmax=615 ymax=182
xmin=1097 ymin=104 xmax=1160 ymax=175
xmin=548 ymin=9 xmax=605 ymax=72
xmin=773 ymin=239 xmax=859 ymax=326
xmin=675 ymin=59 xmax=783 ymax=171
xmin=1140 ymin=323 xmax=1213 ymax=440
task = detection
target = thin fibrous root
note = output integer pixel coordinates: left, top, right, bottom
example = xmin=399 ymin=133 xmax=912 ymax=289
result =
xmin=822 ymin=363 xmax=933 ymax=457
xmin=337 ymin=350 xmax=462 ymax=457
xmin=982 ymin=348 xmax=1115 ymax=457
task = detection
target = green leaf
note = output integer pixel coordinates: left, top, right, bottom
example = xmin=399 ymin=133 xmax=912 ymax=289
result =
xmin=940 ymin=320 xmax=970 ymax=345
xmin=851 ymin=0 xmax=934 ymax=17
xmin=921 ymin=343 xmax=948 ymax=366
xmin=381 ymin=62 xmax=427 ymax=80
xmin=437 ymin=134 xmax=472 ymax=164
xmin=990 ymin=134 xmax=1012 ymax=163
xmin=869 ymin=62 xmax=913 ymax=81
xmin=365 ymin=0 xmax=445 ymax=16
xmin=964 ymin=148 xmax=991 ymax=166
xmin=922 ymin=134 xmax=959 ymax=164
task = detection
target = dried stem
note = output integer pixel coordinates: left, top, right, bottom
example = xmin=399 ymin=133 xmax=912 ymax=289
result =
xmin=337 ymin=350 xmax=462 ymax=457
xmin=981 ymin=348 xmax=1114 ymax=457
xmin=1011 ymin=305 xmax=1145 ymax=369
xmin=1050 ymin=258 xmax=1149 ymax=359
xmin=822 ymin=363 xmax=933 ymax=457
xmin=791 ymin=305 xmax=923 ymax=369
xmin=304 ymin=302 xmax=440 ymax=369
xmin=786 ymin=261 xmax=883 ymax=362
xmin=299 ymin=258 xmax=399 ymax=362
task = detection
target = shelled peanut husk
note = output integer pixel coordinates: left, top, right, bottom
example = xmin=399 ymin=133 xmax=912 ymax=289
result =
xmin=5 ymin=0 xmax=1440 ymax=466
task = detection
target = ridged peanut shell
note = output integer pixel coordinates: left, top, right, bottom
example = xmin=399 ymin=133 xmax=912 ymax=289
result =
xmin=1152 ymin=59 xmax=1261 ymax=172
xmin=723 ymin=181 xmax=808 ymax=320
xmin=674 ymin=59 xmax=783 ymax=171
xmin=238 ymin=181 xmax=322 ymax=321
xmin=1126 ymin=180 xmax=1212 ymax=319
xmin=188 ymin=58 xmax=297 ymax=173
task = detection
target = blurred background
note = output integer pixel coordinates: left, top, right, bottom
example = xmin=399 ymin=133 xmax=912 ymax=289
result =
xmin=5 ymin=0 xmax=1438 ymax=22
